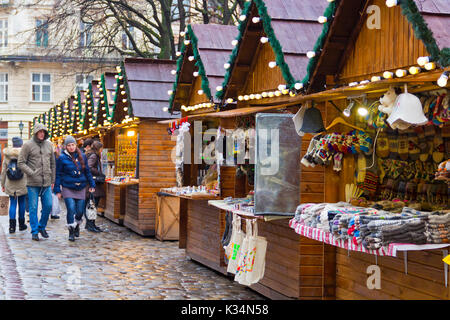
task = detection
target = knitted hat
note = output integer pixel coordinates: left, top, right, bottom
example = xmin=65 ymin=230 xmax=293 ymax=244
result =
xmin=299 ymin=106 xmax=325 ymax=134
xmin=12 ymin=136 xmax=23 ymax=148
xmin=64 ymin=135 xmax=76 ymax=147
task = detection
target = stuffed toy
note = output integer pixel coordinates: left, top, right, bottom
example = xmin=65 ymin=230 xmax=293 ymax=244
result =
xmin=378 ymin=86 xmax=398 ymax=116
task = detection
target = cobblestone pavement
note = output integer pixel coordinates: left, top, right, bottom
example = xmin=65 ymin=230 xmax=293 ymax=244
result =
xmin=0 ymin=208 xmax=264 ymax=300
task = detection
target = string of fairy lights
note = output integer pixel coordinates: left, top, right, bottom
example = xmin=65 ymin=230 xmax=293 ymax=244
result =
xmin=167 ymin=0 xmax=449 ymax=115
xmin=36 ymin=65 xmax=138 ymax=140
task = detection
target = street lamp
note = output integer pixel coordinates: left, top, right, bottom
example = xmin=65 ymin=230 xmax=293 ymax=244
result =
xmin=18 ymin=121 xmax=24 ymax=138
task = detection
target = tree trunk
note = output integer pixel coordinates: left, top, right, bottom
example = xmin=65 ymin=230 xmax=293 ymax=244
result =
xmin=177 ymin=0 xmax=186 ymax=52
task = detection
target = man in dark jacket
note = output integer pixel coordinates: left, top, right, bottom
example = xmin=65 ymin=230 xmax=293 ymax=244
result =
xmin=18 ymin=123 xmax=55 ymax=241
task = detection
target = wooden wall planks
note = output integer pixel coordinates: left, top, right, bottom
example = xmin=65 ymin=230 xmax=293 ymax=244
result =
xmin=339 ymin=0 xmax=429 ymax=83
xmin=122 ymin=120 xmax=177 ymax=236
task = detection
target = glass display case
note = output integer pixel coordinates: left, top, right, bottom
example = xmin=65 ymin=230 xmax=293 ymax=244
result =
xmin=116 ymin=132 xmax=138 ymax=177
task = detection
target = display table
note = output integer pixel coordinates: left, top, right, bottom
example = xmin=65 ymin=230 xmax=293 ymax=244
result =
xmin=207 ymin=200 xmax=335 ymax=300
xmin=104 ymin=180 xmax=138 ymax=225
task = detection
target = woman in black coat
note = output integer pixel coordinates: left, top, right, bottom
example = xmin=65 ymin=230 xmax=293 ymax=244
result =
xmin=85 ymin=141 xmax=105 ymax=232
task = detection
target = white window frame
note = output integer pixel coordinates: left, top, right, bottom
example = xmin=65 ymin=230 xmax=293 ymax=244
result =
xmin=80 ymin=21 xmax=92 ymax=48
xmin=122 ymin=26 xmax=135 ymax=50
xmin=0 ymin=19 xmax=8 ymax=48
xmin=75 ymin=74 xmax=93 ymax=93
xmin=0 ymin=73 xmax=7 ymax=102
xmin=31 ymin=73 xmax=52 ymax=102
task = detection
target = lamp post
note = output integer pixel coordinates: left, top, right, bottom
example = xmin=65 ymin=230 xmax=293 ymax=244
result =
xmin=18 ymin=121 xmax=24 ymax=138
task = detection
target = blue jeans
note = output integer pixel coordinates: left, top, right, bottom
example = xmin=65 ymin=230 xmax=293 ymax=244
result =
xmin=64 ymin=198 xmax=85 ymax=226
xmin=27 ymin=186 xmax=52 ymax=235
xmin=9 ymin=195 xmax=26 ymax=220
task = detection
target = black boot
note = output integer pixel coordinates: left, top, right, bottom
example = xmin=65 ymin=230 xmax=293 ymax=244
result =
xmin=9 ymin=219 xmax=16 ymax=234
xmin=18 ymin=218 xmax=27 ymax=231
xmin=92 ymin=220 xmax=102 ymax=232
xmin=85 ymin=220 xmax=99 ymax=233
xmin=68 ymin=226 xmax=75 ymax=242
xmin=74 ymin=223 xmax=80 ymax=238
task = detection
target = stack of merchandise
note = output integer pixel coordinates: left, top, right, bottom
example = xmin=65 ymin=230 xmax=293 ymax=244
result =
xmin=294 ymin=203 xmax=450 ymax=249
xmin=425 ymin=212 xmax=450 ymax=243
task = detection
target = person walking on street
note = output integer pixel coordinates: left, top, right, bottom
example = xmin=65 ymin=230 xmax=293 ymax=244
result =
xmin=54 ymin=136 xmax=95 ymax=241
xmin=1 ymin=137 xmax=28 ymax=233
xmin=82 ymin=138 xmax=93 ymax=155
xmin=50 ymin=143 xmax=62 ymax=220
xmin=18 ymin=124 xmax=55 ymax=241
xmin=86 ymin=141 xmax=105 ymax=232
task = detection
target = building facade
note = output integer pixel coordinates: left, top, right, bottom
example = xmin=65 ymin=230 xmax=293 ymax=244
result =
xmin=0 ymin=1 xmax=119 ymax=144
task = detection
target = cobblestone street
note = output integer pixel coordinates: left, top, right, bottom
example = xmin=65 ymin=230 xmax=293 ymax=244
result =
xmin=0 ymin=209 xmax=264 ymax=300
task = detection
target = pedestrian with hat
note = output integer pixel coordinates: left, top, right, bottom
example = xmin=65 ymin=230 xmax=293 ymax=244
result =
xmin=18 ymin=123 xmax=55 ymax=241
xmin=1 ymin=137 xmax=28 ymax=233
xmin=85 ymin=140 xmax=105 ymax=232
xmin=54 ymin=136 xmax=95 ymax=241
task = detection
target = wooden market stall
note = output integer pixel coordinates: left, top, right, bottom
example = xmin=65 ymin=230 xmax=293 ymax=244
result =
xmin=204 ymin=0 xmax=331 ymax=299
xmin=283 ymin=0 xmax=450 ymax=300
xmin=164 ymin=23 xmax=245 ymax=274
xmin=216 ymin=0 xmax=450 ymax=300
xmin=166 ymin=0 xmax=450 ymax=300
xmin=164 ymin=1 xmax=333 ymax=299
xmin=100 ymin=58 xmax=179 ymax=235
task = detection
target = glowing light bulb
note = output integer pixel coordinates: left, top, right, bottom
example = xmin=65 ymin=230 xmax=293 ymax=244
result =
xmin=417 ymin=56 xmax=430 ymax=66
xmin=395 ymin=69 xmax=407 ymax=77
xmin=318 ymin=16 xmax=327 ymax=24
xmin=294 ymin=83 xmax=303 ymax=90
xmin=425 ymin=62 xmax=436 ymax=70
xmin=260 ymin=37 xmax=269 ymax=44
xmin=252 ymin=17 xmax=261 ymax=23
xmin=383 ymin=71 xmax=394 ymax=79
xmin=268 ymin=61 xmax=277 ymax=68
xmin=385 ymin=0 xmax=398 ymax=7
xmin=409 ymin=66 xmax=421 ymax=75
xmin=371 ymin=76 xmax=382 ymax=82
xmin=437 ymin=72 xmax=449 ymax=87
xmin=306 ymin=51 xmax=316 ymax=59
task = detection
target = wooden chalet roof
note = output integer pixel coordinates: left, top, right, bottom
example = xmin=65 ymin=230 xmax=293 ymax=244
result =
xmin=415 ymin=0 xmax=450 ymax=50
xmin=169 ymin=23 xmax=239 ymax=112
xmin=306 ymin=0 xmax=450 ymax=93
xmin=217 ymin=0 xmax=328 ymax=101
xmin=123 ymin=58 xmax=179 ymax=119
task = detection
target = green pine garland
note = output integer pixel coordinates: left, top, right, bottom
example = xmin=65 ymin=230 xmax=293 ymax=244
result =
xmin=120 ymin=60 xmax=134 ymax=119
xmin=301 ymin=1 xmax=336 ymax=89
xmin=399 ymin=0 xmax=442 ymax=65
xmin=216 ymin=0 xmax=252 ymax=101
xmin=110 ymin=61 xmax=133 ymax=123
xmin=96 ymin=74 xmax=110 ymax=126
xmin=168 ymin=24 xmax=214 ymax=113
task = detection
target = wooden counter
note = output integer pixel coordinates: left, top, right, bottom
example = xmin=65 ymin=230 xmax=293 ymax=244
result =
xmin=180 ymin=199 xmax=228 ymax=275
xmin=104 ymin=181 xmax=128 ymax=225
xmin=177 ymin=198 xmax=336 ymax=300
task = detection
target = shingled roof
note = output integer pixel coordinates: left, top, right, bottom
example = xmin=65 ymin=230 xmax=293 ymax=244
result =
xmin=414 ymin=0 xmax=450 ymax=51
xmin=109 ymin=58 xmax=179 ymax=120
xmin=168 ymin=23 xmax=239 ymax=113
xmin=217 ymin=0 xmax=328 ymax=101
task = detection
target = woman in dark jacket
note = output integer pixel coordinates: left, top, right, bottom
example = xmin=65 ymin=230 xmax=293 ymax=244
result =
xmin=54 ymin=136 xmax=95 ymax=241
xmin=85 ymin=141 xmax=105 ymax=232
